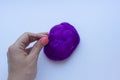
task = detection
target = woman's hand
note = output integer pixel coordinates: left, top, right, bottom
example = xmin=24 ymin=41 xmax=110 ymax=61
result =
xmin=7 ymin=32 xmax=49 ymax=80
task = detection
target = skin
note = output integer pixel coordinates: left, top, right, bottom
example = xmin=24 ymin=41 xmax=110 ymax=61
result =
xmin=7 ymin=32 xmax=49 ymax=80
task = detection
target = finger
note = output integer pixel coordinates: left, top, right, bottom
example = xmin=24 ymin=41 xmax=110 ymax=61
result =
xmin=40 ymin=36 xmax=49 ymax=46
xmin=28 ymin=39 xmax=43 ymax=59
xmin=37 ymin=32 xmax=49 ymax=35
xmin=28 ymin=36 xmax=49 ymax=59
xmin=14 ymin=32 xmax=48 ymax=49
xmin=36 ymin=32 xmax=48 ymax=38
xmin=25 ymin=47 xmax=33 ymax=54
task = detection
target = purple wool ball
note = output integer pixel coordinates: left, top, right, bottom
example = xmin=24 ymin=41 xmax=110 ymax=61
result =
xmin=44 ymin=22 xmax=80 ymax=61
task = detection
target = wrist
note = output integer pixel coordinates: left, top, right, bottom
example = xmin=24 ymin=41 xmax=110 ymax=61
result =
xmin=8 ymin=71 xmax=35 ymax=80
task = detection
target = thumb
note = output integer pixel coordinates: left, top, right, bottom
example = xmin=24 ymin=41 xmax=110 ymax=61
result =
xmin=28 ymin=36 xmax=48 ymax=59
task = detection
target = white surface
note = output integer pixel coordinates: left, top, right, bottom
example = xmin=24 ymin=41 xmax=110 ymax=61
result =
xmin=0 ymin=0 xmax=120 ymax=80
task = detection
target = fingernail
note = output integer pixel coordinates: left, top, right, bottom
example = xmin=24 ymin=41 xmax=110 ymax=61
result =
xmin=41 ymin=36 xmax=49 ymax=46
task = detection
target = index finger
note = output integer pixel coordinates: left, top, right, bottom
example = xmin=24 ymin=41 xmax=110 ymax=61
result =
xmin=14 ymin=32 xmax=48 ymax=49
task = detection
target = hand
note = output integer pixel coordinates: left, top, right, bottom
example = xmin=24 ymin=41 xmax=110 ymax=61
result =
xmin=7 ymin=32 xmax=49 ymax=80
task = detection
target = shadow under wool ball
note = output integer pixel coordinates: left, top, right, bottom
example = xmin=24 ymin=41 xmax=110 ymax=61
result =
xmin=44 ymin=22 xmax=80 ymax=61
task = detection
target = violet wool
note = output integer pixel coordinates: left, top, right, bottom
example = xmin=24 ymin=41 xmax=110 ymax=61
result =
xmin=44 ymin=22 xmax=80 ymax=61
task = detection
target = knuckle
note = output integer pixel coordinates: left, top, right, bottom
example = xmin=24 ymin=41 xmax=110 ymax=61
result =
xmin=8 ymin=45 xmax=15 ymax=52
xmin=23 ymin=32 xmax=33 ymax=37
xmin=24 ymin=32 xmax=31 ymax=35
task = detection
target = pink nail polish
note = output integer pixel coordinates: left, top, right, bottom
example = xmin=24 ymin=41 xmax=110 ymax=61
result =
xmin=41 ymin=36 xmax=48 ymax=45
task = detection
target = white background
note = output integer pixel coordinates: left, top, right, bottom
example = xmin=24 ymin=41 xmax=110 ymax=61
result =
xmin=0 ymin=0 xmax=120 ymax=80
